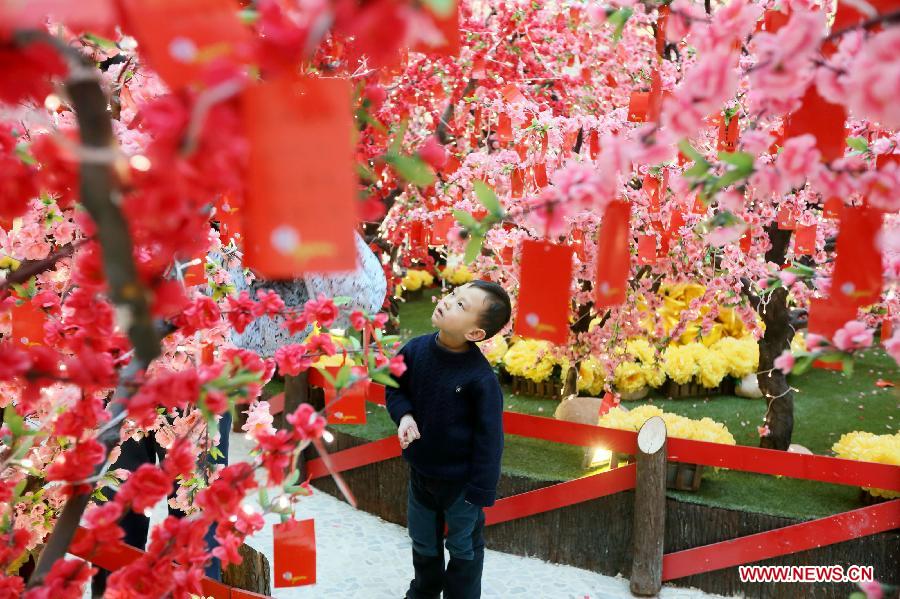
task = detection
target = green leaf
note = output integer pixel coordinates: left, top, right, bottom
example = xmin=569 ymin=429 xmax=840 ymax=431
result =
xmin=209 ymin=446 xmax=224 ymax=461
xmin=718 ymin=151 xmax=755 ymax=172
xmin=421 ymin=0 xmax=455 ymax=18
xmin=791 ymin=354 xmax=814 ymax=376
xmin=845 ymin=136 xmax=869 ymax=153
xmin=678 ymin=139 xmax=706 ymax=164
xmin=815 ymin=351 xmax=844 ymax=363
xmin=389 ymin=120 xmax=410 ymax=155
xmin=370 ymin=369 xmax=400 ymax=388
xmin=389 ymin=154 xmax=435 ymax=187
xmin=15 ymin=143 xmax=37 ymax=166
xmin=316 ymin=367 xmax=337 ymax=389
xmin=334 ymin=363 xmax=353 ymax=389
xmin=683 ymin=161 xmax=711 ymax=179
xmin=332 ymin=296 xmax=352 ymax=306
xmin=452 ymin=209 xmax=479 ymax=229
xmin=356 ymin=163 xmax=377 ymax=182
xmin=3 ymin=405 xmax=26 ymax=438
xmin=84 ymin=33 xmax=117 ymax=48
xmin=284 ymin=469 xmax=300 ymax=488
xmin=238 ymin=8 xmax=260 ymax=24
xmin=464 ymin=234 xmax=484 ymax=264
xmin=259 ymin=487 xmax=269 ymax=508
xmin=472 ymin=180 xmax=503 ymax=216
xmin=841 ymin=356 xmax=855 ymax=377
xmin=608 ymin=7 xmax=633 ymax=42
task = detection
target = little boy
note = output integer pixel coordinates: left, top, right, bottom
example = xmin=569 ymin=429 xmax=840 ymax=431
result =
xmin=386 ymin=280 xmax=512 ymax=599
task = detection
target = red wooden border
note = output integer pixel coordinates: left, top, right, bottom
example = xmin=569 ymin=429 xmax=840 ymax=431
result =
xmin=305 ymin=435 xmax=401 ymax=480
xmin=70 ymin=527 xmax=270 ymax=598
xmin=662 ymin=499 xmax=900 ymax=581
xmin=484 ymin=464 xmax=636 ymax=526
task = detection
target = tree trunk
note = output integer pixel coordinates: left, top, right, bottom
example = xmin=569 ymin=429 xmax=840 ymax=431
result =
xmin=757 ymin=225 xmax=794 ymax=450
xmin=630 ymin=416 xmax=667 ymax=596
xmin=221 ymin=543 xmax=271 ymax=595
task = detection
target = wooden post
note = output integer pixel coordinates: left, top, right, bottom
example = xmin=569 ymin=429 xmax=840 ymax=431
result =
xmin=222 ymin=543 xmax=272 ymax=595
xmin=630 ymin=416 xmax=667 ymax=596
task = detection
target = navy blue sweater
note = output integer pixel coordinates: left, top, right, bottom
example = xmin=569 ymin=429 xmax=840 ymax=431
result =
xmin=385 ymin=333 xmax=504 ymax=507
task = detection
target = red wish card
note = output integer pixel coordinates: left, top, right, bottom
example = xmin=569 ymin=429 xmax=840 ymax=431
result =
xmin=510 ymin=168 xmax=525 ymax=198
xmin=647 ymin=70 xmax=663 ymax=123
xmin=514 ymin=240 xmax=574 ymax=345
xmin=655 ymin=5 xmax=669 ymax=56
xmin=628 ymin=92 xmax=649 ymax=123
xmin=181 ymin=258 xmax=206 ymax=287
xmin=242 ymin=76 xmax=357 ymax=279
xmin=495 ymin=114 xmax=513 ymax=144
xmin=739 ymin=228 xmax=753 ymax=254
xmin=213 ymin=195 xmax=242 ymax=246
xmin=808 ymin=297 xmax=856 ymax=338
xmin=637 ymin=235 xmax=657 ymax=265
xmin=118 ymin=0 xmax=251 ymax=90
xmin=273 ymin=519 xmax=316 ymax=588
xmin=776 ymin=205 xmax=796 ymax=230
xmin=643 ymin=174 xmax=661 ymax=213
xmin=533 ymin=162 xmax=548 ymax=188
xmin=410 ymin=1 xmax=460 ymax=58
xmin=430 ymin=214 xmax=455 ymax=245
xmin=784 ymin=84 xmax=847 ymax=163
xmin=589 ymin=129 xmax=600 ymax=160
xmin=823 ymin=196 xmax=843 ymax=220
xmin=11 ymin=300 xmax=46 ymax=347
xmin=717 ymin=113 xmax=740 ymax=153
xmin=831 ymin=206 xmax=884 ymax=308
xmin=595 ymin=201 xmax=631 ymax=308
xmin=324 ymin=381 xmax=367 ymax=425
xmin=794 ymin=224 xmax=816 ymax=256
xmin=1 ymin=0 xmax=117 ymax=36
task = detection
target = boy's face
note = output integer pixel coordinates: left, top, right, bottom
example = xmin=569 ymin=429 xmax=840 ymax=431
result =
xmin=431 ymin=284 xmax=490 ymax=342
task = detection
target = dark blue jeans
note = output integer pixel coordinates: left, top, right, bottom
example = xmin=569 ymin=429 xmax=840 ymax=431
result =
xmin=406 ymin=467 xmax=485 ymax=599
xmin=91 ymin=412 xmax=231 ymax=596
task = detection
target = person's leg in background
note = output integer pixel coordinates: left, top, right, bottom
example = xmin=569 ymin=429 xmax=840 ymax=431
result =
xmin=199 ymin=411 xmax=232 ymax=580
xmin=442 ymin=492 xmax=486 ymax=599
xmin=405 ymin=468 xmax=447 ymax=599
xmin=90 ymin=434 xmax=159 ymax=597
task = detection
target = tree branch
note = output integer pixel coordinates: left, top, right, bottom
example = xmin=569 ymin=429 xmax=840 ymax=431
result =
xmin=1 ymin=240 xmax=86 ymax=291
xmin=823 ymin=9 xmax=900 ymax=43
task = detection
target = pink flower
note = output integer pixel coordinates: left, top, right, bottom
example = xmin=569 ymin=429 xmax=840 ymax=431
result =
xmin=274 ymin=344 xmax=312 ymax=376
xmin=225 ymin=291 xmax=257 ymax=334
xmin=286 ymin=403 xmax=326 ymax=441
xmin=551 ymin=163 xmax=610 ymax=211
xmin=858 ymin=580 xmax=884 ymax=599
xmin=845 ymin=29 xmax=900 ymax=129
xmin=349 ymin=310 xmax=368 ymax=331
xmin=778 ymin=271 xmax=797 ymax=287
xmin=757 ymin=424 xmax=770 ymax=437
xmin=418 ymin=135 xmax=448 ymax=171
xmin=242 ymin=401 xmax=276 ymax=440
xmin=884 ymin=329 xmax=900 ymax=366
xmin=303 ymin=294 xmax=339 ymax=328
xmin=306 ymin=334 xmax=337 ymax=358
xmin=252 ymin=289 xmax=285 ymax=317
xmin=388 ymin=354 xmax=407 ymax=377
xmin=833 ymin=320 xmax=874 ymax=352
xmin=773 ymin=350 xmax=795 ymax=373
xmin=777 ymin=135 xmax=821 ymax=192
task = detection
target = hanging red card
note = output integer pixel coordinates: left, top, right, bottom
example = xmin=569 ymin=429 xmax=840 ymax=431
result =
xmin=643 ymin=174 xmax=661 ymax=213
xmin=11 ymin=301 xmax=46 ymax=347
xmin=182 ymin=258 xmax=206 ymax=287
xmin=807 ymin=297 xmax=856 ymax=338
xmin=882 ymin=318 xmax=893 ymax=343
xmin=739 ymin=229 xmax=752 ymax=254
xmin=201 ymin=344 xmax=215 ymax=365
xmin=783 ymin=84 xmax=847 ymax=163
xmin=273 ymin=518 xmax=316 ymax=587
xmin=499 ymin=243 xmax=515 ymax=266
xmin=1 ymin=0 xmax=117 ymax=36
xmin=495 ymin=114 xmax=513 ymax=144
xmin=214 ymin=195 xmax=242 ymax=246
xmin=242 ymin=76 xmax=357 ymax=279
xmin=628 ymin=92 xmax=649 ymax=123
xmin=514 ymin=240 xmax=574 ymax=345
xmin=430 ymin=214 xmax=455 ymax=245
xmin=794 ymin=224 xmax=817 ymax=255
xmin=832 ymin=0 xmax=900 ymax=33
xmin=533 ymin=162 xmax=548 ymax=188
xmin=647 ymin=70 xmax=663 ymax=123
xmin=118 ymin=0 xmax=252 ymax=90
xmin=637 ymin=235 xmax=657 ymax=265
xmin=655 ymin=5 xmax=669 ymax=56
xmin=408 ymin=220 xmax=428 ymax=250
xmin=325 ymin=381 xmax=367 ymax=425
xmin=776 ymin=205 xmax=796 ymax=230
xmin=589 ymin=129 xmax=600 ymax=160
xmin=691 ymin=194 xmax=706 ymax=215
xmin=823 ymin=196 xmax=843 ymax=220
xmin=757 ymin=8 xmax=791 ymax=33
xmin=831 ymin=206 xmax=884 ymax=308
xmin=410 ymin=2 xmax=460 ymax=57
xmin=717 ymin=113 xmax=740 ymax=153
xmin=595 ymin=201 xmax=631 ymax=308
xmin=510 ymin=168 xmax=524 ymax=198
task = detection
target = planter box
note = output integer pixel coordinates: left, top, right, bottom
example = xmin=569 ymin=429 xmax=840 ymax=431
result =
xmin=860 ymin=489 xmax=895 ymax=506
xmin=510 ymin=375 xmax=563 ymax=399
xmin=611 ymin=452 xmax=704 ymax=492
xmin=664 ymin=377 xmax=735 ymax=399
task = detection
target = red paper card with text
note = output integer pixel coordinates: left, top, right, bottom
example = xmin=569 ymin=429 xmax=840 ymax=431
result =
xmin=637 ymin=235 xmax=657 ymax=265
xmin=647 ymin=70 xmax=663 ymax=123
xmin=214 ymin=195 xmax=242 ymax=246
xmin=808 ymin=298 xmax=856 ymax=338
xmin=510 ymin=168 xmax=524 ymax=198
xmin=514 ymin=240 xmax=574 ymax=345
xmin=242 ymin=76 xmax=357 ymax=279
xmin=757 ymin=8 xmax=791 ymax=33
xmin=776 ymin=205 xmax=796 ymax=230
xmin=201 ymin=344 xmax=215 ymax=366
xmin=533 ymin=163 xmax=548 ymax=188
xmin=589 ymin=129 xmax=600 ymax=159
xmin=655 ymin=6 xmax=669 ymax=56
xmin=823 ymin=196 xmax=843 ymax=220
xmin=496 ymin=114 xmax=513 ymax=144
xmin=739 ymin=229 xmax=752 ymax=254
xmin=882 ymin=318 xmax=893 ymax=343
xmin=181 ymin=258 xmax=205 ymax=287
xmin=628 ymin=92 xmax=648 ymax=123
xmin=273 ymin=519 xmax=316 ymax=588
xmin=717 ymin=113 xmax=740 ymax=152
xmin=324 ymin=382 xmax=367 ymax=425
xmin=794 ymin=224 xmax=816 ymax=256
xmin=784 ymin=84 xmax=847 ymax=163
xmin=831 ymin=206 xmax=884 ymax=308
xmin=430 ymin=215 xmax=455 ymax=245
xmin=118 ymin=0 xmax=251 ymax=90
xmin=11 ymin=301 xmax=46 ymax=347
xmin=643 ymin=174 xmax=661 ymax=213
xmin=367 ymin=381 xmax=386 ymax=405
xmin=595 ymin=201 xmax=631 ymax=308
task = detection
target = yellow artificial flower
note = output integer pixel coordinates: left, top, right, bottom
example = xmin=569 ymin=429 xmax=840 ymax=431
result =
xmin=710 ymin=336 xmax=759 ymax=378
xmin=401 ymin=269 xmax=434 ymax=292
xmin=502 ymin=338 xmax=558 ymax=382
xmin=662 ymin=344 xmax=699 ymax=384
xmin=614 ymin=362 xmax=646 ymax=393
xmin=696 ymin=345 xmax=729 ymax=388
xmin=599 ymin=405 xmax=736 ymax=445
xmin=440 ymin=263 xmax=474 ymax=285
xmin=479 ymin=335 xmax=508 ymax=366
xmin=833 ymin=431 xmax=900 ymax=498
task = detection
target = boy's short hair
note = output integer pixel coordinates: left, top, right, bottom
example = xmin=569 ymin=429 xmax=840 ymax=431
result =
xmin=469 ymin=280 xmax=512 ymax=339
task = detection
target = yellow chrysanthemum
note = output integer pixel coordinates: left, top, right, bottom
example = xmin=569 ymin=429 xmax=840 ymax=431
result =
xmin=502 ymin=338 xmax=559 ymax=383
xmin=401 ymin=269 xmax=434 ymax=292
xmin=662 ymin=345 xmax=699 ymax=384
xmin=696 ymin=345 xmax=729 ymax=388
xmin=833 ymin=432 xmax=900 ymax=498
xmin=614 ymin=362 xmax=646 ymax=394
xmin=440 ymin=263 xmax=474 ymax=285
xmin=710 ymin=336 xmax=759 ymax=378
xmin=599 ymin=405 xmax=736 ymax=445
xmin=479 ymin=336 xmax=508 ymax=366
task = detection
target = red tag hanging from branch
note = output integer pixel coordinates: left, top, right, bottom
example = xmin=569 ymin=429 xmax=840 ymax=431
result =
xmin=118 ymin=0 xmax=252 ymax=90
xmin=514 ymin=241 xmax=574 ymax=345
xmin=510 ymin=167 xmax=525 ymax=198
xmin=273 ymin=518 xmax=316 ymax=588
xmin=595 ymin=201 xmax=632 ymax=308
xmin=643 ymin=174 xmax=661 ymax=213
xmin=11 ymin=301 xmax=46 ymax=348
xmin=430 ymin=214 xmax=455 ymax=245
xmin=325 ymin=382 xmax=367 ymax=425
xmin=647 ymin=69 xmax=663 ymax=123
xmin=637 ymin=235 xmax=658 ymax=265
xmin=655 ymin=5 xmax=669 ymax=56
xmin=808 ymin=297 xmax=857 ymax=338
xmin=776 ymin=205 xmax=796 ymax=230
xmin=739 ymin=228 xmax=753 ymax=254
xmin=533 ymin=162 xmax=548 ymax=188
xmin=831 ymin=206 xmax=884 ymax=308
xmin=495 ymin=114 xmax=513 ymax=144
xmin=823 ymin=196 xmax=843 ymax=220
xmin=628 ymin=92 xmax=649 ymax=123
xmin=242 ymin=76 xmax=357 ymax=279
xmin=794 ymin=224 xmax=817 ymax=256
xmin=717 ymin=112 xmax=740 ymax=153
xmin=784 ymin=84 xmax=848 ymax=163
xmin=213 ymin=195 xmax=242 ymax=246
xmin=589 ymin=129 xmax=600 ymax=160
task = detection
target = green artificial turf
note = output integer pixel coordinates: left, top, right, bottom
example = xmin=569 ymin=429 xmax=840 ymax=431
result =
xmin=325 ymin=292 xmax=899 ymax=521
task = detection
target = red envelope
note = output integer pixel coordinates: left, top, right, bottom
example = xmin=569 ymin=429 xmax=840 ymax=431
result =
xmin=628 ymin=92 xmax=649 ymax=123
xmin=182 ymin=258 xmax=206 ymax=287
xmin=510 ymin=168 xmax=524 ymax=198
xmin=643 ymin=174 xmax=661 ymax=213
xmin=807 ymin=298 xmax=856 ymax=338
xmin=273 ymin=518 xmax=316 ymax=587
xmin=118 ymin=0 xmax=251 ymax=90
xmin=201 ymin=344 xmax=215 ymax=365
xmin=242 ymin=76 xmax=357 ymax=279
xmin=571 ymin=229 xmax=589 ymax=262
xmin=366 ymin=381 xmax=386 ymax=406
xmin=757 ymin=8 xmax=791 ymax=33
xmin=647 ymin=70 xmax=663 ymax=123
xmin=514 ymin=240 xmax=574 ymax=345
xmin=499 ymin=244 xmax=515 ymax=265
xmin=430 ymin=214 xmax=455 ymax=245
xmin=637 ymin=235 xmax=657 ymax=265
xmin=776 ymin=205 xmax=796 ymax=230
xmin=533 ymin=163 xmax=548 ymax=188
xmin=794 ymin=224 xmax=816 ymax=255
xmin=831 ymin=206 xmax=884 ymax=308
xmin=717 ymin=113 xmax=740 ymax=152
xmin=410 ymin=1 xmax=460 ymax=57
xmin=783 ymin=84 xmax=847 ymax=163
xmin=823 ymin=196 xmax=843 ymax=220
xmin=739 ymin=229 xmax=752 ymax=254
xmin=589 ymin=129 xmax=600 ymax=160
xmin=495 ymin=114 xmax=513 ymax=144
xmin=324 ymin=381 xmax=367 ymax=425
xmin=11 ymin=301 xmax=46 ymax=347
xmin=594 ymin=201 xmax=631 ymax=308
xmin=832 ymin=0 xmax=900 ymax=32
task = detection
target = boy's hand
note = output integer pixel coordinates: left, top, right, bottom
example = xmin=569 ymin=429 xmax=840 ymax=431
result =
xmin=398 ymin=414 xmax=420 ymax=449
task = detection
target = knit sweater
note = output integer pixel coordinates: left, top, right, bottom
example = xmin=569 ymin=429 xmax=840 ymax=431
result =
xmin=386 ymin=333 xmax=504 ymax=507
